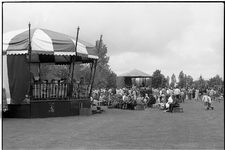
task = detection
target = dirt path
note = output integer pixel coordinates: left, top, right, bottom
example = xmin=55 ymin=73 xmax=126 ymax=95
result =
xmin=3 ymin=100 xmax=224 ymax=149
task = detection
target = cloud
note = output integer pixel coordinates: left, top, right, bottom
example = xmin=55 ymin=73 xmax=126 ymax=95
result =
xmin=3 ymin=3 xmax=224 ymax=81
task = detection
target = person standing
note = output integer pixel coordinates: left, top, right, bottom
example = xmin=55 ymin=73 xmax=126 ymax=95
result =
xmin=144 ymin=93 xmax=149 ymax=109
xmin=192 ymin=88 xmax=195 ymax=100
xmin=174 ymin=86 xmax=181 ymax=102
xmin=188 ymin=88 xmax=192 ymax=100
xmin=209 ymin=88 xmax=215 ymax=101
xmin=180 ymin=89 xmax=185 ymax=103
xmin=122 ymin=92 xmax=129 ymax=109
xmin=195 ymin=88 xmax=200 ymax=101
xmin=132 ymin=88 xmax=137 ymax=101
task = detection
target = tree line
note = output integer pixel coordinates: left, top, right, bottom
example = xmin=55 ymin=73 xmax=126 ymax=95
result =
xmin=151 ymin=70 xmax=224 ymax=93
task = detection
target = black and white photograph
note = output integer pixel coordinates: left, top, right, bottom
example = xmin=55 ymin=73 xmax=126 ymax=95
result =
xmin=1 ymin=1 xmax=224 ymax=149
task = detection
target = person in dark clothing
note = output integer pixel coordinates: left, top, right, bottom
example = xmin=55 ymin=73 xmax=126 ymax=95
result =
xmin=192 ymin=88 xmax=195 ymax=99
xmin=148 ymin=94 xmax=156 ymax=108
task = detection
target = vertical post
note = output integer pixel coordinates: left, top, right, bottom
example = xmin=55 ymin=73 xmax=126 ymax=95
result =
xmin=88 ymin=63 xmax=93 ymax=96
xmin=28 ymin=22 xmax=32 ymax=98
xmin=28 ymin=22 xmax=32 ymax=117
xmin=70 ymin=26 xmax=80 ymax=98
xmin=88 ymin=60 xmax=96 ymax=97
xmin=89 ymin=35 xmax=102 ymax=97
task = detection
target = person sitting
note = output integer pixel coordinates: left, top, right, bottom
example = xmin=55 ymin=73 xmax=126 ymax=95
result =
xmin=108 ymin=98 xmax=119 ymax=109
xmin=163 ymin=93 xmax=174 ymax=112
xmin=148 ymin=94 xmax=156 ymax=108
xmin=166 ymin=94 xmax=180 ymax=113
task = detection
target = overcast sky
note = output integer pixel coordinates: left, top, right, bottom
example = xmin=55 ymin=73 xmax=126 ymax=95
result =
xmin=2 ymin=2 xmax=224 ymax=81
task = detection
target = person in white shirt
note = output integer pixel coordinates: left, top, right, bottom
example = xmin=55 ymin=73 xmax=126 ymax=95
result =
xmin=202 ymin=92 xmax=214 ymax=110
xmin=144 ymin=93 xmax=149 ymax=109
xmin=164 ymin=93 xmax=174 ymax=112
xmin=174 ymin=87 xmax=181 ymax=101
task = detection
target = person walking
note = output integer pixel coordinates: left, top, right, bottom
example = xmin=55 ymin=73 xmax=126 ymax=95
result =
xmin=202 ymin=92 xmax=214 ymax=110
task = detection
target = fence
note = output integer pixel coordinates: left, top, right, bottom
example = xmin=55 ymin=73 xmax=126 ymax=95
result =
xmin=32 ymin=81 xmax=89 ymax=100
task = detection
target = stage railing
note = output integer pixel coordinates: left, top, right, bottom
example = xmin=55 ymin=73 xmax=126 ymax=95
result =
xmin=32 ymin=81 xmax=89 ymax=100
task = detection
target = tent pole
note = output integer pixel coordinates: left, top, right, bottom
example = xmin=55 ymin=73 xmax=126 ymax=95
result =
xmin=28 ymin=22 xmax=32 ymax=98
xmin=70 ymin=26 xmax=80 ymax=98
xmin=89 ymin=59 xmax=97 ymax=97
xmin=88 ymin=62 xmax=93 ymax=97
xmin=89 ymin=34 xmax=102 ymax=97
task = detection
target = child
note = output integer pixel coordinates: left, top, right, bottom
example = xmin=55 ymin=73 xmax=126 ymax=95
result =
xmin=144 ymin=93 xmax=149 ymax=109
xmin=202 ymin=92 xmax=214 ymax=110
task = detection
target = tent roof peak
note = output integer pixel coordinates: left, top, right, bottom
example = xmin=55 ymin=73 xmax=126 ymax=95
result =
xmin=118 ymin=69 xmax=152 ymax=77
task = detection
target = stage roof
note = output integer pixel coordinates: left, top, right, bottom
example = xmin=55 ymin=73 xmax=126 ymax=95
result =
xmin=118 ymin=69 xmax=152 ymax=78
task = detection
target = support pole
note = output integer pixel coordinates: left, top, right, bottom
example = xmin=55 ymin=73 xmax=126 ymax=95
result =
xmin=28 ymin=22 xmax=32 ymax=98
xmin=70 ymin=26 xmax=80 ymax=98
xmin=88 ymin=35 xmax=102 ymax=97
xmin=88 ymin=63 xmax=93 ymax=96
xmin=89 ymin=60 xmax=97 ymax=97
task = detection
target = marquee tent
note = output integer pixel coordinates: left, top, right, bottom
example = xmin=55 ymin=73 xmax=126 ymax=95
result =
xmin=3 ymin=28 xmax=99 ymax=104
xmin=116 ymin=69 xmax=152 ymax=88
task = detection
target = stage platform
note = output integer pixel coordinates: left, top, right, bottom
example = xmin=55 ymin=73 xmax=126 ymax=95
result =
xmin=3 ymin=99 xmax=91 ymax=118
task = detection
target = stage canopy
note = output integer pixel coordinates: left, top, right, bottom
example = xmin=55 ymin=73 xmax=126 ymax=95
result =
xmin=3 ymin=28 xmax=99 ymax=104
xmin=116 ymin=69 xmax=152 ymax=89
xmin=3 ymin=28 xmax=98 ymax=63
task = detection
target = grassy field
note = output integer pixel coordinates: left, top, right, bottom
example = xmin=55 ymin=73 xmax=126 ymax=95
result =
xmin=2 ymin=99 xmax=224 ymax=149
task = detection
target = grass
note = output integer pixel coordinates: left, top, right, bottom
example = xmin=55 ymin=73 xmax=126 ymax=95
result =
xmin=2 ymin=99 xmax=224 ymax=149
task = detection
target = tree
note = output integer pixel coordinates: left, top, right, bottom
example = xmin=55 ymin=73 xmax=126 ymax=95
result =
xmin=198 ymin=75 xmax=205 ymax=89
xmin=208 ymin=75 xmax=223 ymax=88
xmin=70 ymin=37 xmax=117 ymax=89
xmin=105 ymin=69 xmax=117 ymax=88
xmin=178 ymin=71 xmax=186 ymax=88
xmin=186 ymin=75 xmax=194 ymax=88
xmin=151 ymin=70 xmax=166 ymax=88
xmin=166 ymin=76 xmax=170 ymax=87
xmin=170 ymin=73 xmax=176 ymax=88
xmin=40 ymin=64 xmax=70 ymax=81
xmin=73 ymin=64 xmax=91 ymax=83
xmin=192 ymin=75 xmax=207 ymax=89
xmin=91 ymin=38 xmax=117 ymax=89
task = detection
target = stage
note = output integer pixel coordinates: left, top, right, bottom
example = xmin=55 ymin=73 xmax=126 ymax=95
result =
xmin=3 ymin=99 xmax=91 ymax=118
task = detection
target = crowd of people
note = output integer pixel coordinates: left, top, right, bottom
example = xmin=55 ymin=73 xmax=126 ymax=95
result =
xmin=90 ymin=85 xmax=223 ymax=112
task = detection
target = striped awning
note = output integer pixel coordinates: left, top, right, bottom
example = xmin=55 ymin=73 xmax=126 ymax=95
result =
xmin=3 ymin=28 xmax=98 ymax=60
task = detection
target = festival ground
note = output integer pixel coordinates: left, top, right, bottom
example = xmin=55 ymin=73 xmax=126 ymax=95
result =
xmin=3 ymin=99 xmax=224 ymax=149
